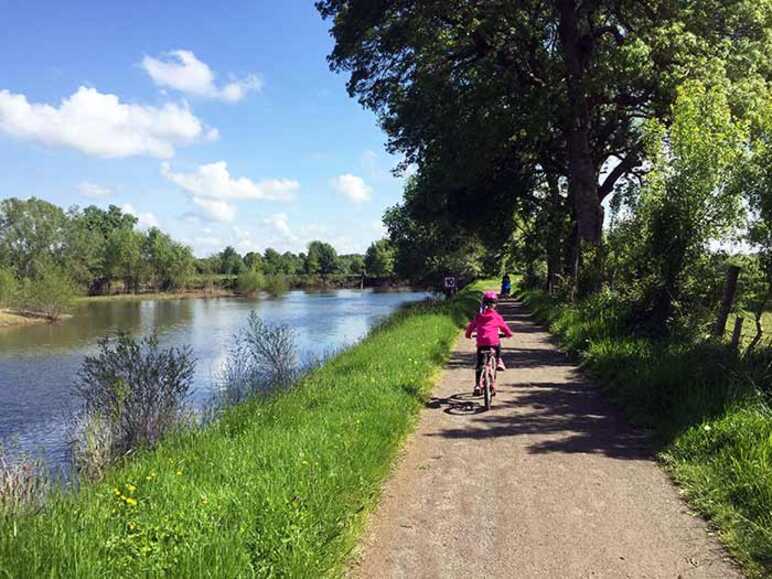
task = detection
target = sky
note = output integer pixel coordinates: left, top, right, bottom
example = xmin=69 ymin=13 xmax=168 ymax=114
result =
xmin=0 ymin=1 xmax=410 ymax=256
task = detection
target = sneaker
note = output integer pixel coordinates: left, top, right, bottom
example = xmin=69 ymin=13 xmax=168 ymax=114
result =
xmin=497 ymin=359 xmax=506 ymax=371
xmin=473 ymin=386 xmax=482 ymax=396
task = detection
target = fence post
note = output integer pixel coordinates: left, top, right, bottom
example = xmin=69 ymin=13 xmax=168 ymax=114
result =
xmin=713 ymin=265 xmax=741 ymax=338
xmin=731 ymin=316 xmax=744 ymax=351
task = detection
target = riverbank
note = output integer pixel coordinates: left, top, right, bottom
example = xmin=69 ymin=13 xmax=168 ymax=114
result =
xmin=0 ymin=282 xmax=485 ymax=576
xmin=519 ymin=287 xmax=772 ymax=577
xmin=0 ymin=309 xmax=72 ymax=328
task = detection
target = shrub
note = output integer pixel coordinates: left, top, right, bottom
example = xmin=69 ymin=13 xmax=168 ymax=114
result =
xmin=263 ymin=274 xmax=289 ymax=296
xmin=217 ymin=313 xmax=299 ymax=405
xmin=72 ymin=334 xmax=195 ymax=477
xmin=17 ymin=262 xmax=76 ymax=320
xmin=236 ymin=270 xmax=265 ymax=296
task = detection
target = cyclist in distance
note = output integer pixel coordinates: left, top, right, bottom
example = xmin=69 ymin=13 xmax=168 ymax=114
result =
xmin=465 ymin=291 xmax=512 ymax=396
xmin=500 ymin=273 xmax=512 ymax=297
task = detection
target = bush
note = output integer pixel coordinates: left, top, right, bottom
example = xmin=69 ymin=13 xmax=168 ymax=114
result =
xmin=263 ymin=274 xmax=289 ymax=296
xmin=17 ymin=263 xmax=76 ymax=320
xmin=236 ymin=270 xmax=265 ymax=296
xmin=217 ymin=313 xmax=299 ymax=405
xmin=72 ymin=334 xmax=195 ymax=477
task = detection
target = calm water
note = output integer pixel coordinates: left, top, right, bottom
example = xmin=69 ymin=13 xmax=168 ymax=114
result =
xmin=0 ymin=289 xmax=429 ymax=467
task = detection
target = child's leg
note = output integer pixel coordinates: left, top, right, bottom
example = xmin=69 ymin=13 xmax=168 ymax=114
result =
xmin=495 ymin=344 xmax=505 ymax=371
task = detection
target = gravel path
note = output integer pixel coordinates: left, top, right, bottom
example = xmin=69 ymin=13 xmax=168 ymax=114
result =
xmin=351 ymin=298 xmax=740 ymax=578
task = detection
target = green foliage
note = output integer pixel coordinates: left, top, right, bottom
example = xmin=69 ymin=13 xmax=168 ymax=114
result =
xmin=0 ymin=197 xmax=68 ymax=278
xmin=0 ymin=282 xmax=485 ymax=577
xmin=236 ymin=270 xmax=265 ymax=297
xmin=364 ymin=239 xmax=395 ymax=277
xmin=73 ymin=334 xmax=195 ymax=479
xmin=219 ymin=246 xmax=245 ymax=276
xmin=607 ymin=81 xmax=748 ymax=334
xmin=0 ymin=266 xmax=17 ymax=308
xmin=263 ymin=275 xmax=289 ymax=297
xmin=17 ymin=260 xmax=76 ymax=320
xmin=305 ymin=241 xmax=339 ymax=276
xmin=521 ymin=286 xmax=772 ymax=575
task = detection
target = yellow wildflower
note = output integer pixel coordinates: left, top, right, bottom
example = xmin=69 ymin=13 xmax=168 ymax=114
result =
xmin=176 ymin=470 xmax=183 ymax=476
xmin=126 ymin=483 xmax=137 ymax=493
xmin=125 ymin=497 xmax=138 ymax=507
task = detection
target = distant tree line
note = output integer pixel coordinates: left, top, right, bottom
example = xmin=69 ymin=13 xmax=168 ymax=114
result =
xmin=0 ymin=197 xmax=400 ymax=318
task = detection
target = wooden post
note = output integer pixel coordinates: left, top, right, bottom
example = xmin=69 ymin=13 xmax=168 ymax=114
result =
xmin=713 ymin=265 xmax=741 ymax=337
xmin=731 ymin=316 xmax=744 ymax=350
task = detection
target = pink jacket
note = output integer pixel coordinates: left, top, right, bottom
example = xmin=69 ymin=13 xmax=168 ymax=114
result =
xmin=465 ymin=309 xmax=512 ymax=347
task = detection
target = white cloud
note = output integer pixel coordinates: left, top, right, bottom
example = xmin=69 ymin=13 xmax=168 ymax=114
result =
xmin=121 ymin=203 xmax=160 ymax=230
xmin=0 ymin=87 xmax=214 ymax=158
xmin=330 ymin=173 xmax=373 ymax=203
xmin=264 ymin=212 xmax=296 ymax=240
xmin=161 ymin=161 xmax=299 ymax=201
xmin=141 ymin=50 xmax=262 ymax=103
xmin=78 ymin=181 xmax=113 ymax=199
xmin=191 ymin=196 xmax=237 ymax=223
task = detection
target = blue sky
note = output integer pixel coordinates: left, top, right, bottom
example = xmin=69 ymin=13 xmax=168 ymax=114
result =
xmin=0 ymin=1 xmax=409 ymax=256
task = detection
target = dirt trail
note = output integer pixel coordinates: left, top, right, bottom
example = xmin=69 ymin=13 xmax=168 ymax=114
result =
xmin=351 ymin=299 xmax=740 ymax=578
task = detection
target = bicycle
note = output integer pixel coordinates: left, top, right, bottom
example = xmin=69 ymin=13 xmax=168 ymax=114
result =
xmin=477 ymin=346 xmax=498 ymax=411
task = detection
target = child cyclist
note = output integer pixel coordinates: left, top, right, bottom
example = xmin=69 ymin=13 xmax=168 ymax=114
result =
xmin=465 ymin=291 xmax=512 ymax=396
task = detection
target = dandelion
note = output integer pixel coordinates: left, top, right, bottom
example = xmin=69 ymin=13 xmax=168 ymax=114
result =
xmin=125 ymin=497 xmax=137 ymax=507
xmin=126 ymin=483 xmax=136 ymax=493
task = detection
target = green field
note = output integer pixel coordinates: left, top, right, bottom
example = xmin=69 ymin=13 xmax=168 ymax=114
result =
xmin=0 ymin=282 xmax=486 ymax=577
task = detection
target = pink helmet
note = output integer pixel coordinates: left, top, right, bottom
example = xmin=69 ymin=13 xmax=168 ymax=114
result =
xmin=482 ymin=291 xmax=498 ymax=303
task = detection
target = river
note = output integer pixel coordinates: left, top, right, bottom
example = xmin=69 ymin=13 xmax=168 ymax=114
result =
xmin=0 ymin=289 xmax=429 ymax=468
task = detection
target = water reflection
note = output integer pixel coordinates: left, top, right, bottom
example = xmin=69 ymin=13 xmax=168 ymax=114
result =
xmin=0 ymin=290 xmax=427 ymax=466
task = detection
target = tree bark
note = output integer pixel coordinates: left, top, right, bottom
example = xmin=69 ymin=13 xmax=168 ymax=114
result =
xmin=546 ymin=173 xmax=563 ymax=295
xmin=712 ymin=265 xmax=741 ymax=338
xmin=557 ymin=0 xmax=603 ymax=246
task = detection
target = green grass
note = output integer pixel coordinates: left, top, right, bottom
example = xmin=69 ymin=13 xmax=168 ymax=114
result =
xmin=0 ymin=281 xmax=485 ymax=578
xmin=520 ymin=287 xmax=772 ymax=577
xmin=727 ymin=310 xmax=772 ymax=348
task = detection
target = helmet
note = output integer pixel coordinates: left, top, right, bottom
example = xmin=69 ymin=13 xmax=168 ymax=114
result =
xmin=482 ymin=291 xmax=498 ymax=304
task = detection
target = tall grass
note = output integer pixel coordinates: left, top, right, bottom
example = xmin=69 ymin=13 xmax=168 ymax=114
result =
xmin=520 ymin=287 xmax=772 ymax=576
xmin=0 ymin=282 xmax=484 ymax=577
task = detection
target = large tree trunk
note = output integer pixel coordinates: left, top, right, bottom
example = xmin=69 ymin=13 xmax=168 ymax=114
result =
xmin=557 ymin=0 xmax=603 ymax=246
xmin=546 ymin=173 xmax=563 ymax=295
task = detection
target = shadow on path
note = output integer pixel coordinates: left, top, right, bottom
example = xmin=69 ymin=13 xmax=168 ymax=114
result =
xmin=427 ymin=299 xmax=653 ymax=461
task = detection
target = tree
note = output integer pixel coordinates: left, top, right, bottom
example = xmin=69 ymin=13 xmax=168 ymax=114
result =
xmin=318 ymin=0 xmax=771 ymax=288
xmin=262 ymin=248 xmax=283 ymax=275
xmin=219 ymin=246 xmax=245 ymax=276
xmin=0 ymin=197 xmax=68 ymax=278
xmin=305 ymin=241 xmax=339 ymax=276
xmin=365 ymin=239 xmax=395 ymax=277
xmin=340 ymin=254 xmax=366 ymax=275
xmin=18 ymin=258 xmax=76 ymax=320
xmin=610 ymin=81 xmax=747 ymax=334
xmin=0 ymin=266 xmax=17 ymax=307
xmin=243 ymin=251 xmax=263 ymax=272
xmin=104 ymin=227 xmax=145 ymax=293
xmin=143 ymin=228 xmax=194 ymax=291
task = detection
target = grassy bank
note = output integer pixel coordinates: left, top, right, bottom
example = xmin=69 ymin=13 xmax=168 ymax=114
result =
xmin=0 ymin=282 xmax=484 ymax=577
xmin=519 ymin=287 xmax=772 ymax=577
